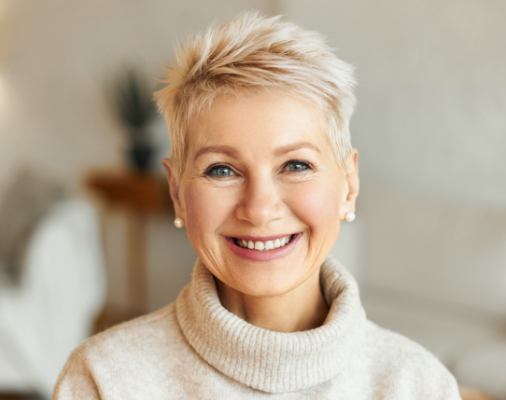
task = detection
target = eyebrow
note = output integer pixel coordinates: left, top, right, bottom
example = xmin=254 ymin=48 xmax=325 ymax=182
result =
xmin=193 ymin=141 xmax=320 ymax=161
xmin=274 ymin=142 xmax=321 ymax=156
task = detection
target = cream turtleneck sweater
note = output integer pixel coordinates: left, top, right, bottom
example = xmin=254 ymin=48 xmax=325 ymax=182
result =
xmin=53 ymin=258 xmax=461 ymax=399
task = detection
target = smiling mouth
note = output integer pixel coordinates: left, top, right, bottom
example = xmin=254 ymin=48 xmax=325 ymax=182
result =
xmin=228 ymin=233 xmax=300 ymax=251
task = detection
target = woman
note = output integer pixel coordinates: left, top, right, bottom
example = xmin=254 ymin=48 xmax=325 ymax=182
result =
xmin=53 ymin=12 xmax=461 ymax=399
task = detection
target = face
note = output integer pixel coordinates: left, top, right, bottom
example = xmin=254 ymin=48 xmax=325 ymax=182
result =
xmin=165 ymin=89 xmax=359 ymax=298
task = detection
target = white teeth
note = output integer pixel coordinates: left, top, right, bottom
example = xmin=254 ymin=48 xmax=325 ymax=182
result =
xmin=235 ymin=235 xmax=294 ymax=251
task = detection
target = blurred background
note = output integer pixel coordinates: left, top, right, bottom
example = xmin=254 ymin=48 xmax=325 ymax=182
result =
xmin=0 ymin=1 xmax=504 ymax=399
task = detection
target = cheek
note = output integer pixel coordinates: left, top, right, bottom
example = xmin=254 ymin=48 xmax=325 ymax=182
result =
xmin=182 ymin=183 xmax=231 ymax=242
xmin=288 ymin=179 xmax=344 ymax=231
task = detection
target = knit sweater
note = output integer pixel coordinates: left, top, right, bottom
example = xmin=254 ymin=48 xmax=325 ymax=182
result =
xmin=53 ymin=258 xmax=461 ymax=399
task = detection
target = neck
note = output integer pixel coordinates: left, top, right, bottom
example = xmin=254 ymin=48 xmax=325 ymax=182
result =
xmin=215 ymin=269 xmax=329 ymax=332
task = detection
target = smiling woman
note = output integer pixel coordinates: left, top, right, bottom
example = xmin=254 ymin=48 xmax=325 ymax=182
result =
xmin=52 ymin=11 xmax=461 ymax=399
xmin=168 ymin=90 xmax=354 ymax=329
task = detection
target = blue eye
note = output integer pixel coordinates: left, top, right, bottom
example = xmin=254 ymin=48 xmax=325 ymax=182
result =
xmin=284 ymin=160 xmax=312 ymax=172
xmin=205 ymin=164 xmax=236 ymax=178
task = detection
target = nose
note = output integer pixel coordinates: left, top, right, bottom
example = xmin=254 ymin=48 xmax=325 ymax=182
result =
xmin=234 ymin=171 xmax=284 ymax=226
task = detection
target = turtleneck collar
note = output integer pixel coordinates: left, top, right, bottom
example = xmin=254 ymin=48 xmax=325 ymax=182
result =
xmin=175 ymin=257 xmax=367 ymax=394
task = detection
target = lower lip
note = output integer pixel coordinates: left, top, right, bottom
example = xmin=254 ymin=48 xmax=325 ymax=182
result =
xmin=225 ymin=233 xmax=303 ymax=262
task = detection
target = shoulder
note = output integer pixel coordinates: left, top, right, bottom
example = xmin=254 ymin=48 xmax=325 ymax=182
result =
xmin=78 ymin=302 xmax=180 ymax=362
xmin=53 ymin=303 xmax=188 ymax=398
xmin=58 ymin=303 xmax=182 ymax=379
xmin=361 ymin=321 xmax=461 ymax=399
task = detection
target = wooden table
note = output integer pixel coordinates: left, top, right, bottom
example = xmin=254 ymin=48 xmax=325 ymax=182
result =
xmin=84 ymin=169 xmax=172 ymax=321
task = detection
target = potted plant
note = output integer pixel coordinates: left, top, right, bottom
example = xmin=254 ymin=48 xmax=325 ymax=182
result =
xmin=107 ymin=68 xmax=158 ymax=172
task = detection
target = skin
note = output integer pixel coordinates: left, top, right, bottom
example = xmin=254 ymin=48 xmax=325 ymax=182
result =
xmin=164 ymin=89 xmax=359 ymax=332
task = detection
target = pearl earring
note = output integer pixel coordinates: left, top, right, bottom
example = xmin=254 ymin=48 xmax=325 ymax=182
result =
xmin=344 ymin=211 xmax=356 ymax=223
xmin=174 ymin=217 xmax=184 ymax=229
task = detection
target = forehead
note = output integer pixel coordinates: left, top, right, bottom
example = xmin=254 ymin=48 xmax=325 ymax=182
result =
xmin=187 ymin=89 xmax=331 ymax=156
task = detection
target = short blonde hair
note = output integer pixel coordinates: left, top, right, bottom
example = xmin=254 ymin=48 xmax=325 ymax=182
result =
xmin=154 ymin=11 xmax=356 ymax=178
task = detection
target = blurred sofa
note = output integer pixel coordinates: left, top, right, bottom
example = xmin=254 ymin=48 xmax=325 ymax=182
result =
xmin=359 ymin=184 xmax=506 ymax=399
xmin=0 ymin=198 xmax=107 ymax=399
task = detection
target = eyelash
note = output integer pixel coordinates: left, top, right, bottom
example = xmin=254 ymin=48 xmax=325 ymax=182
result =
xmin=204 ymin=160 xmax=314 ymax=178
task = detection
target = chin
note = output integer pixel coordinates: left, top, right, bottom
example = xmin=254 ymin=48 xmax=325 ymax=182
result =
xmin=234 ymin=266 xmax=309 ymax=298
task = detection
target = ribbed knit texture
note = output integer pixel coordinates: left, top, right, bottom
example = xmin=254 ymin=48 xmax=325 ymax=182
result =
xmin=175 ymin=257 xmax=366 ymax=393
xmin=53 ymin=257 xmax=462 ymax=399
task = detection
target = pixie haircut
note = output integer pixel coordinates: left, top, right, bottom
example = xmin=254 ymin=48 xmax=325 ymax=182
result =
xmin=154 ymin=11 xmax=356 ymax=179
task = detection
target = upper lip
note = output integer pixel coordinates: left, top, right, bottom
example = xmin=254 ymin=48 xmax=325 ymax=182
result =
xmin=227 ymin=233 xmax=299 ymax=241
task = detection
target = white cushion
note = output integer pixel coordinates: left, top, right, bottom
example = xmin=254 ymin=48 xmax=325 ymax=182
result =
xmin=0 ymin=198 xmax=106 ymax=397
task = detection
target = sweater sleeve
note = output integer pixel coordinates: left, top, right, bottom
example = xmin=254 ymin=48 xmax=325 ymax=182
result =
xmin=52 ymin=349 xmax=101 ymax=400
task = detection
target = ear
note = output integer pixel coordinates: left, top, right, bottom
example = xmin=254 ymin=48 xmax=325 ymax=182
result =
xmin=343 ymin=149 xmax=360 ymax=213
xmin=162 ymin=158 xmax=185 ymax=220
